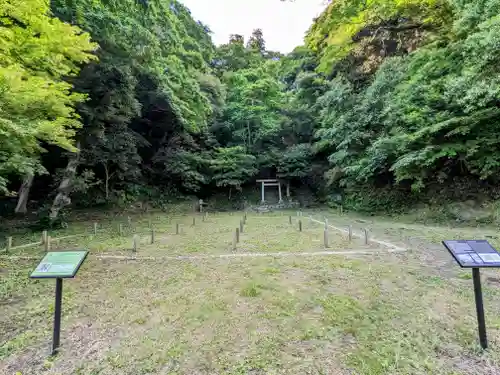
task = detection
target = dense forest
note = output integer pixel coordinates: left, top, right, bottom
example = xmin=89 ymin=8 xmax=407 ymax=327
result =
xmin=1 ymin=0 xmax=500 ymax=221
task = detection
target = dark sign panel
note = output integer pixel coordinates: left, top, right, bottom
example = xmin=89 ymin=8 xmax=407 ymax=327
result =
xmin=443 ymin=240 xmax=500 ymax=268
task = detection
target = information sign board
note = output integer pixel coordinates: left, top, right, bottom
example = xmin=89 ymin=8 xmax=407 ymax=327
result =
xmin=30 ymin=251 xmax=88 ymax=279
xmin=443 ymin=240 xmax=500 ymax=268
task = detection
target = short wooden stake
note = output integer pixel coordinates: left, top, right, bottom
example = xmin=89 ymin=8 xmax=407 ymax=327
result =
xmin=42 ymin=230 xmax=48 ymax=245
xmin=45 ymin=236 xmax=51 ymax=252
xmin=232 ymin=232 xmax=237 ymax=250
xmin=348 ymin=225 xmax=353 ymax=242
xmin=244 ymin=213 xmax=247 ymax=222
xmin=148 ymin=219 xmax=152 ymax=229
xmin=289 ymin=215 xmax=292 ymax=224
xmin=133 ymin=235 xmax=138 ymax=252
xmin=6 ymin=236 xmax=12 ymax=253
xmin=324 ymin=230 xmax=329 ymax=248
xmin=93 ymin=222 xmax=98 ymax=236
xmin=176 ymin=223 xmax=180 ymax=234
xmin=364 ymin=229 xmax=369 ymax=245
xmin=192 ymin=217 xmax=196 ymax=226
xmin=240 ymin=220 xmax=244 ymax=233
xmin=151 ymin=229 xmax=155 ymax=244
xmin=119 ymin=224 xmax=123 ymax=236
xmin=236 ymin=228 xmax=240 ymax=243
xmin=298 ymin=220 xmax=302 ymax=232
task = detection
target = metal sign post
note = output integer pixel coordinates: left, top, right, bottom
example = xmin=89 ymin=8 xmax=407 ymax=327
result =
xmin=472 ymin=267 xmax=487 ymax=349
xmin=443 ymin=239 xmax=500 ymax=349
xmin=30 ymin=250 xmax=89 ymax=355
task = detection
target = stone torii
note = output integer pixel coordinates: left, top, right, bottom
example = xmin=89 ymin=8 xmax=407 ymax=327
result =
xmin=256 ymin=179 xmax=291 ymax=204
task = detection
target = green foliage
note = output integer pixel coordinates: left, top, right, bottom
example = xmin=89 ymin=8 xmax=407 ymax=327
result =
xmin=210 ymin=146 xmax=257 ymax=194
xmin=0 ymin=0 xmax=96 ymax=193
xmin=6 ymin=0 xmax=500 ymax=214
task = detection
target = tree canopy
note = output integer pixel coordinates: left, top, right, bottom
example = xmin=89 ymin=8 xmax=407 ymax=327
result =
xmin=2 ymin=0 xmax=500 ymax=216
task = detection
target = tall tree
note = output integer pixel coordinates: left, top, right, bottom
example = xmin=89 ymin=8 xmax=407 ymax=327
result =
xmin=0 ymin=0 xmax=96 ymax=213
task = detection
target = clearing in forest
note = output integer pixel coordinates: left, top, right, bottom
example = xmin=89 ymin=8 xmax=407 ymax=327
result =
xmin=2 ymin=210 xmax=500 ymax=375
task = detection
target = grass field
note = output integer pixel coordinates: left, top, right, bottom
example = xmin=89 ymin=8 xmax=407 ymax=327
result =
xmin=2 ymin=209 xmax=500 ymax=374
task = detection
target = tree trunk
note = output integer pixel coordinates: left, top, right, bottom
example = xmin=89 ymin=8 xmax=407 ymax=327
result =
xmin=103 ymin=163 xmax=109 ymax=200
xmin=49 ymin=145 xmax=80 ymax=220
xmin=14 ymin=174 xmax=34 ymax=214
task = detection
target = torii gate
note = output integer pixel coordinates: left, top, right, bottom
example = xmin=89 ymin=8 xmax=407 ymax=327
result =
xmin=256 ymin=179 xmax=290 ymax=204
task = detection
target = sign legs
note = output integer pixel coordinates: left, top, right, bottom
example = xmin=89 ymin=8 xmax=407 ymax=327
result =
xmin=52 ymin=278 xmax=63 ymax=355
xmin=472 ymin=267 xmax=488 ymax=349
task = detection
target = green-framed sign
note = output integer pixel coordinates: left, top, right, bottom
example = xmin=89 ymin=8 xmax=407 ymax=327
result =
xmin=30 ymin=251 xmax=88 ymax=279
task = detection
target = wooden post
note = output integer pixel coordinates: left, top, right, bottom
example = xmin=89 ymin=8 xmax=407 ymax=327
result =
xmin=348 ymin=225 xmax=352 ymax=242
xmin=41 ymin=230 xmax=48 ymax=245
xmin=324 ymin=230 xmax=329 ymax=248
xmin=204 ymin=212 xmax=208 ymax=221
xmin=151 ymin=229 xmax=155 ymax=244
xmin=340 ymin=205 xmax=343 ymax=215
xmin=298 ymin=220 xmax=302 ymax=232
xmin=45 ymin=236 xmax=51 ymax=252
xmin=6 ymin=236 xmax=12 ymax=253
xmin=176 ymin=223 xmax=180 ymax=235
xmin=240 ymin=220 xmax=244 ymax=233
xmin=243 ymin=213 xmax=247 ymax=224
xmin=192 ymin=217 xmax=196 ymax=226
xmin=324 ymin=218 xmax=328 ymax=230
xmin=289 ymin=215 xmax=292 ymax=225
xmin=119 ymin=224 xmax=123 ymax=236
xmin=364 ymin=229 xmax=369 ymax=245
xmin=236 ymin=228 xmax=240 ymax=243
xmin=133 ymin=235 xmax=138 ymax=252
xmin=93 ymin=222 xmax=98 ymax=236
xmin=232 ymin=232 xmax=237 ymax=250
xmin=148 ymin=219 xmax=152 ymax=229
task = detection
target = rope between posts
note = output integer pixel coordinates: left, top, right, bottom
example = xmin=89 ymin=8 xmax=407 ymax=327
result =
xmin=309 ymin=216 xmax=407 ymax=252
xmin=0 ymin=248 xmax=406 ymax=262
